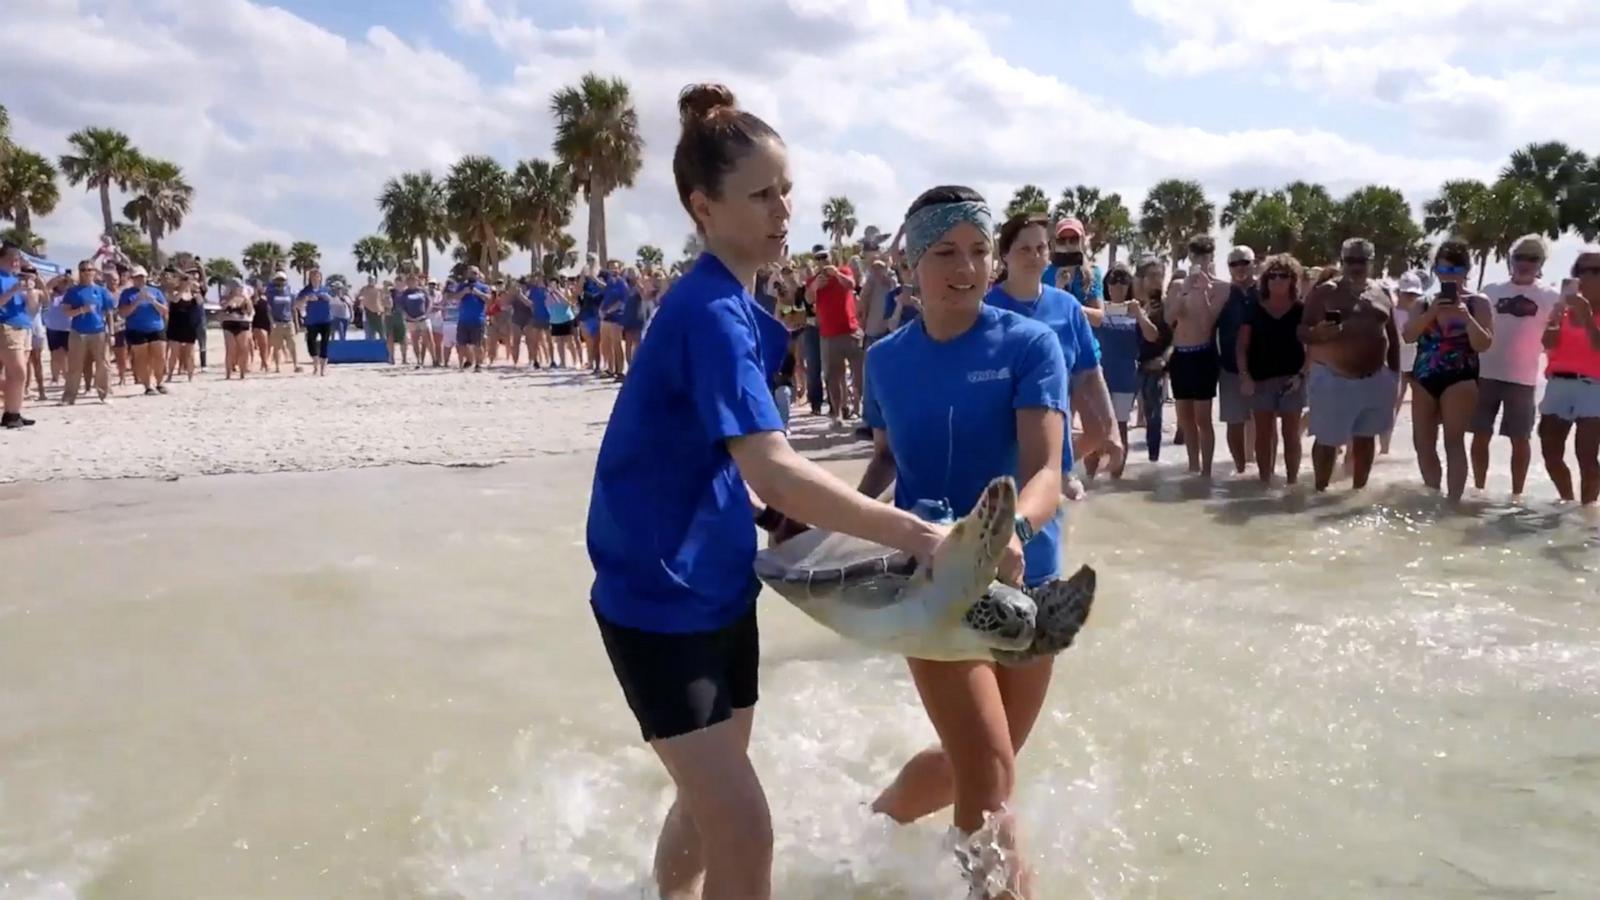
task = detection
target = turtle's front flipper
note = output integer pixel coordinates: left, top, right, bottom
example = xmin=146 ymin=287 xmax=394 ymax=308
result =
xmin=993 ymin=565 xmax=1095 ymax=666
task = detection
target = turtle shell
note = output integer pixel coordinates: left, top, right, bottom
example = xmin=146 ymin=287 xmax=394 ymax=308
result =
xmin=753 ymin=528 xmax=918 ymax=591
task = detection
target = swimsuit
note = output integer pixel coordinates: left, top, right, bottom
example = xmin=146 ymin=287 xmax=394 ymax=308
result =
xmin=1412 ymin=299 xmax=1479 ymax=400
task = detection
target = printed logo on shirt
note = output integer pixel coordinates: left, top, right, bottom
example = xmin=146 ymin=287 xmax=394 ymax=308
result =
xmin=967 ymin=367 xmax=1012 ymax=384
xmin=1494 ymin=294 xmax=1539 ymax=318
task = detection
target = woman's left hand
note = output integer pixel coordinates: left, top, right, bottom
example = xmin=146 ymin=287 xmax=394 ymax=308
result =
xmin=998 ymin=534 xmax=1025 ymax=587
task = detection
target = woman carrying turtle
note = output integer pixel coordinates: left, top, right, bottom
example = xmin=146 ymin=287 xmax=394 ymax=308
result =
xmin=585 ymin=83 xmax=950 ymax=900
xmin=856 ymin=188 xmax=1069 ymax=898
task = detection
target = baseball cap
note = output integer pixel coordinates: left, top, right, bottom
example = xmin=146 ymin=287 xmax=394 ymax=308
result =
xmin=1396 ymin=271 xmax=1426 ymax=295
xmin=272 ymin=270 xmax=288 ymax=281
xmin=129 ymin=265 xmax=149 ymax=278
xmin=1055 ymin=218 xmax=1086 ymax=240
xmin=1227 ymin=245 xmax=1256 ymax=264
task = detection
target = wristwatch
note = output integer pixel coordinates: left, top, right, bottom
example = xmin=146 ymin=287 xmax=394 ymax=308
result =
xmin=1013 ymin=514 xmax=1037 ymax=546
xmin=754 ymin=505 xmax=787 ymax=532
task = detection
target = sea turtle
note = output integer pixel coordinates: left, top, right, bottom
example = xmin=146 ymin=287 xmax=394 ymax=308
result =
xmin=754 ymin=476 xmax=1096 ymax=664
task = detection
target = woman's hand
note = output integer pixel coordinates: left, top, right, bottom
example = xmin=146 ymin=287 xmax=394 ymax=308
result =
xmin=1240 ymin=374 xmax=1256 ymax=397
xmin=997 ymin=534 xmax=1025 ymax=587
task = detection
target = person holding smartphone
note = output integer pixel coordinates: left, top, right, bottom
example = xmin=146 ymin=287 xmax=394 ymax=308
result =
xmin=117 ymin=264 xmax=170 ymax=396
xmin=1401 ymin=240 xmax=1494 ymax=501
xmin=1164 ymin=235 xmax=1232 ymax=475
xmin=1537 ymin=250 xmax=1600 ymax=504
xmin=1300 ymin=238 xmax=1403 ymax=492
xmin=0 ymin=244 xmax=43 ymax=427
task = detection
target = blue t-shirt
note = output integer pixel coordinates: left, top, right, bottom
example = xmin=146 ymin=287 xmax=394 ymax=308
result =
xmin=299 ymin=286 xmax=333 ymax=326
xmin=587 ymin=253 xmax=789 ymax=633
xmin=579 ymin=278 xmax=603 ymax=321
xmin=1092 ymin=313 xmax=1141 ymax=395
xmin=601 ymin=277 xmax=628 ymax=323
xmin=984 ymin=284 xmax=1101 ymax=470
xmin=547 ymin=291 xmax=575 ymax=325
xmin=457 ymin=282 xmax=488 ymax=326
xmin=65 ymin=284 xmax=116 ymax=335
xmin=1215 ymin=286 xmax=1256 ymax=374
xmin=883 ymin=286 xmax=920 ymax=330
xmin=42 ymin=292 xmax=73 ymax=332
xmin=396 ymin=288 xmax=429 ymax=319
xmin=863 ymin=305 xmax=1068 ymax=586
xmin=267 ymin=286 xmax=295 ymax=324
xmin=621 ymin=284 xmax=644 ymax=329
xmin=529 ymin=286 xmax=551 ymax=323
xmin=118 ymin=285 xmax=167 ymax=333
xmin=1040 ymin=264 xmax=1104 ymax=303
xmin=0 ymin=273 xmax=29 ymax=329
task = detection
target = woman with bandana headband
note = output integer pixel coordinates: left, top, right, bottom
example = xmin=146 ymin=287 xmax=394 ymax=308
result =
xmin=856 ymin=186 xmax=1069 ymax=897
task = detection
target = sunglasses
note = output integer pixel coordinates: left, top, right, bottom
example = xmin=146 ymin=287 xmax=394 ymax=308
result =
xmin=1106 ymin=276 xmax=1132 ymax=285
xmin=1227 ymin=260 xmax=1252 ymax=268
xmin=1435 ymin=263 xmax=1468 ymax=276
xmin=1341 ymin=257 xmax=1371 ymax=266
xmin=1512 ymin=254 xmax=1544 ymax=264
xmin=1264 ymin=272 xmax=1293 ymax=282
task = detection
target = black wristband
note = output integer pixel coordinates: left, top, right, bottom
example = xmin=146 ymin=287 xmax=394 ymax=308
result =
xmin=754 ymin=505 xmax=786 ymax=532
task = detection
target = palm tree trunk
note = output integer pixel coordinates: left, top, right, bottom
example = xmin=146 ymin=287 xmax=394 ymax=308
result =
xmin=98 ymin=183 xmax=113 ymax=236
xmin=1108 ymin=239 xmax=1120 ymax=267
xmin=15 ymin=207 xmax=30 ymax=233
xmin=150 ymin=229 xmax=162 ymax=270
xmin=588 ymin=191 xmax=605 ymax=265
xmin=419 ymin=239 xmax=430 ymax=278
xmin=1476 ymin=251 xmax=1488 ymax=289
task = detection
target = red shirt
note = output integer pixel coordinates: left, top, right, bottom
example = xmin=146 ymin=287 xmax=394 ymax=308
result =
xmin=809 ymin=267 xmax=858 ymax=338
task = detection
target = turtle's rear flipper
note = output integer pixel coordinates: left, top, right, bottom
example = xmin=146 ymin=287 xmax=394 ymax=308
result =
xmin=994 ymin=565 xmax=1095 ymax=666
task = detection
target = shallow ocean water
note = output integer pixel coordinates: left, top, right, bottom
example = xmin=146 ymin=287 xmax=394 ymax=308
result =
xmin=1 ymin=445 xmax=1596 ymax=899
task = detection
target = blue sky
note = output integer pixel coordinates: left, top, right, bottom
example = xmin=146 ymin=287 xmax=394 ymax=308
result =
xmin=11 ymin=0 xmax=1599 ymax=279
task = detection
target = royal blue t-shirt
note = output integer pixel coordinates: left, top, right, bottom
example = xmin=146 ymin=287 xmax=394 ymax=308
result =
xmin=118 ymin=285 xmax=167 ymax=333
xmin=65 ymin=284 xmax=116 ymax=335
xmin=0 ymin=273 xmax=28 ymax=329
xmin=43 ymin=292 xmax=73 ymax=332
xmin=984 ymin=284 xmax=1101 ymax=470
xmin=299 ymin=286 xmax=333 ymax=326
xmin=579 ymin=277 xmax=603 ymax=321
xmin=529 ymin=286 xmax=551 ymax=323
xmin=457 ymin=282 xmax=488 ymax=325
xmin=601 ymin=277 xmax=627 ymax=323
xmin=1040 ymin=264 xmax=1104 ymax=302
xmin=587 ymin=253 xmax=790 ymax=633
xmin=267 ymin=286 xmax=295 ymax=324
xmin=621 ymin=284 xmax=644 ymax=329
xmin=397 ymin=288 xmax=429 ymax=319
xmin=883 ymin=286 xmax=920 ymax=330
xmin=1215 ymin=286 xmax=1256 ymax=374
xmin=863 ymin=305 xmax=1068 ymax=586
xmin=1092 ymin=312 xmax=1141 ymax=395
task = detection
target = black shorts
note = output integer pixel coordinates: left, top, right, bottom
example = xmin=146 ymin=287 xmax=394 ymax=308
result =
xmin=594 ymin=599 xmax=760 ymax=742
xmin=46 ymin=329 xmax=70 ymax=352
xmin=1169 ymin=344 xmax=1220 ymax=401
xmin=126 ymin=329 xmax=165 ymax=347
xmin=457 ymin=321 xmax=485 ymax=345
xmin=551 ymin=321 xmax=574 ymax=337
xmin=221 ymin=321 xmax=251 ymax=336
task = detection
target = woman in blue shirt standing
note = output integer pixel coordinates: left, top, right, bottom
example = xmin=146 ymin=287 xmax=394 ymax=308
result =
xmin=587 ymin=83 xmax=948 ymax=900
xmin=859 ymin=189 xmax=1068 ymax=897
xmin=294 ymin=269 xmax=334 ymax=377
xmin=117 ymin=264 xmax=170 ymax=396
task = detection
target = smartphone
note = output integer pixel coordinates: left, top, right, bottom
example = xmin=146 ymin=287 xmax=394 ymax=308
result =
xmin=1325 ymin=309 xmax=1344 ymax=324
xmin=1562 ymin=277 xmax=1579 ymax=297
xmin=1438 ymin=281 xmax=1460 ymax=304
xmin=1104 ymin=302 xmax=1130 ymax=317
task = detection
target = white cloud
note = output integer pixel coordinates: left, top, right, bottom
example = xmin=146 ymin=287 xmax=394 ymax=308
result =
xmin=4 ymin=0 xmax=1592 ymax=280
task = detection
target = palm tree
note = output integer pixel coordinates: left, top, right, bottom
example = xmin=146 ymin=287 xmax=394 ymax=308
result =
xmin=352 ymin=235 xmax=397 ymax=277
xmin=0 ymin=103 xmax=10 ymax=155
xmin=1086 ymin=193 xmax=1134 ymax=266
xmin=111 ymin=221 xmax=152 ymax=268
xmin=444 ymin=155 xmax=512 ymax=274
xmin=204 ymin=257 xmax=241 ymax=300
xmin=1220 ymin=189 xmax=1260 ymax=230
xmin=819 ymin=195 xmax=858 ymax=246
xmin=0 ymin=226 xmax=43 ymax=255
xmin=289 ymin=241 xmax=321 ymax=283
xmin=1569 ymin=159 xmax=1600 ymax=242
xmin=1282 ymin=181 xmax=1339 ymax=264
xmin=551 ymin=73 xmax=644 ymax=264
xmin=242 ymin=241 xmax=287 ymax=278
xmin=1229 ymin=193 xmax=1299 ymax=257
xmin=635 ymin=244 xmax=664 ymax=269
xmin=0 ymin=148 xmax=60 ymax=234
xmin=549 ymin=231 xmax=579 ymax=276
xmin=1052 ymin=185 xmax=1100 ymax=223
xmin=121 ymin=158 xmax=193 ymax=268
xmin=509 ymin=158 xmax=574 ymax=272
xmin=58 ymin=127 xmax=144 ymax=236
xmin=1501 ymin=141 xmax=1588 ymax=232
xmin=378 ymin=170 xmax=450 ymax=278
xmin=1336 ymin=185 xmax=1423 ymax=277
xmin=1423 ymin=179 xmax=1496 ymax=284
xmin=1006 ymin=184 xmax=1050 ymax=219
xmin=1483 ymin=177 xmax=1559 ymax=278
xmin=1139 ymin=179 xmax=1214 ymax=262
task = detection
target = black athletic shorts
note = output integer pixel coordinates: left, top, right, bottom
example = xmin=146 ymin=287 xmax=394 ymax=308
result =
xmin=126 ymin=329 xmax=166 ymax=347
xmin=550 ymin=321 xmax=574 ymax=337
xmin=46 ymin=329 xmax=70 ymax=352
xmin=1169 ymin=344 xmax=1220 ymax=401
xmin=594 ymin=595 xmax=760 ymax=742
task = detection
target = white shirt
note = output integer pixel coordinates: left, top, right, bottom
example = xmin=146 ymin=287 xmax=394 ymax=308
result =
xmin=1477 ymin=279 xmax=1560 ymax=385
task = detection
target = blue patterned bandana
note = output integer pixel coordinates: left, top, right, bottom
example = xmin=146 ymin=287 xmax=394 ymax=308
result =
xmin=903 ymin=200 xmax=993 ymax=269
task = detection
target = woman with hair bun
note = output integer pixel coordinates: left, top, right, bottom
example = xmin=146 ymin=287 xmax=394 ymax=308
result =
xmin=585 ymin=83 xmax=950 ymax=900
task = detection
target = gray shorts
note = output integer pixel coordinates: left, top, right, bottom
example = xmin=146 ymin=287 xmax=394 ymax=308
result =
xmin=1308 ymin=364 xmax=1398 ymax=445
xmin=1250 ymin=375 xmax=1307 ymax=415
xmin=821 ymin=332 xmax=863 ymax=376
xmin=1539 ymin=376 xmax=1600 ymax=421
xmin=1217 ymin=369 xmax=1250 ymax=425
xmin=1470 ymin=377 xmax=1537 ymax=438
xmin=1110 ymin=391 xmax=1135 ymax=423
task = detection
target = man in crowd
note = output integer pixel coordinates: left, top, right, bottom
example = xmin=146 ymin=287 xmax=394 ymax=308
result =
xmin=358 ymin=275 xmax=390 ymax=342
xmin=1301 ymin=237 xmax=1401 ymax=492
xmin=265 ymin=271 xmax=301 ymax=373
xmin=1165 ymin=235 xmax=1230 ymax=474
xmin=62 ymin=258 xmax=116 ymax=405
xmin=806 ymin=245 xmax=863 ymax=427
xmin=1215 ymin=245 xmax=1259 ymax=474
xmin=0 ymin=242 xmax=41 ymax=427
xmin=1471 ymin=233 xmax=1561 ymax=497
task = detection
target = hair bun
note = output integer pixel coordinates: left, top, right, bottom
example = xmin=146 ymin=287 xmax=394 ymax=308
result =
xmin=678 ymin=83 xmax=738 ymax=125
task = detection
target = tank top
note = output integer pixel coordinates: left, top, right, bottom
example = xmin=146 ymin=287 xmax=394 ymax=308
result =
xmin=1244 ymin=300 xmax=1305 ymax=380
xmin=1545 ymin=307 xmax=1600 ymax=379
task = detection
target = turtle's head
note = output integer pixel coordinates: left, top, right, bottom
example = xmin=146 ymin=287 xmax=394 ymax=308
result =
xmin=960 ymin=583 xmax=1036 ymax=652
